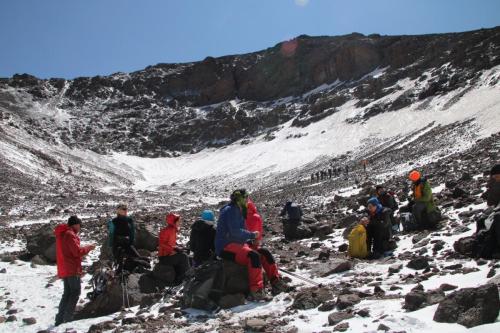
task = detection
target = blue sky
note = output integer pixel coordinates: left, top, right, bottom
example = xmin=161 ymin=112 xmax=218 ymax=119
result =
xmin=0 ymin=0 xmax=499 ymax=79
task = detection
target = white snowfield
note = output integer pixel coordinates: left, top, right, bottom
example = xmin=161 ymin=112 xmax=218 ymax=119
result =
xmin=111 ymin=65 xmax=500 ymax=191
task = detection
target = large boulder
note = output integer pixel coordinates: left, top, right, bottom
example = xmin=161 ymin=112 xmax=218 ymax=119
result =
xmin=453 ymin=236 xmax=475 ymax=256
xmin=223 ymin=260 xmax=249 ymax=295
xmin=433 ymin=283 xmax=500 ymax=328
xmin=138 ymin=263 xmax=175 ymax=293
xmin=134 ymin=223 xmax=159 ymax=252
xmin=26 ymin=225 xmax=56 ymax=263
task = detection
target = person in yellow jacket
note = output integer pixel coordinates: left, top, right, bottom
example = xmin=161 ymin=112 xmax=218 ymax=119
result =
xmin=348 ymin=217 xmax=369 ymax=259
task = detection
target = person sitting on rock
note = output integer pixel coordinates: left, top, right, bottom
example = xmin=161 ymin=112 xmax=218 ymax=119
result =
xmin=366 ymin=197 xmax=393 ymax=258
xmin=348 ymin=217 xmax=369 ymax=259
xmin=54 ymin=216 xmax=95 ymax=326
xmin=215 ymin=189 xmax=269 ymax=302
xmin=189 ymin=209 xmax=217 ymax=267
xmin=408 ymin=170 xmax=439 ymax=229
xmin=107 ymin=204 xmax=140 ymax=272
xmin=246 ymin=199 xmax=287 ymax=295
xmin=158 ymin=212 xmax=190 ymax=285
xmin=475 ymin=164 xmax=500 ymax=259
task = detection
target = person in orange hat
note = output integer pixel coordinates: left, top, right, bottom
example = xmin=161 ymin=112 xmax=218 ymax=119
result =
xmin=158 ymin=212 xmax=189 ymax=284
xmin=408 ymin=170 xmax=438 ymax=229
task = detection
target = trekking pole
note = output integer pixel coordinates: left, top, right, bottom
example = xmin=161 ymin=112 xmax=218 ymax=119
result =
xmin=278 ymin=268 xmax=322 ymax=287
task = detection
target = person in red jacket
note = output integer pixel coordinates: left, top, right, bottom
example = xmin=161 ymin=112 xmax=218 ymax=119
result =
xmin=158 ymin=212 xmax=189 ymax=285
xmin=246 ymin=200 xmax=287 ymax=295
xmin=54 ymin=216 xmax=95 ymax=326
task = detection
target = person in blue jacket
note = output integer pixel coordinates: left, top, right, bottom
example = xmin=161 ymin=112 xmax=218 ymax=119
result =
xmin=215 ymin=189 xmax=270 ymax=301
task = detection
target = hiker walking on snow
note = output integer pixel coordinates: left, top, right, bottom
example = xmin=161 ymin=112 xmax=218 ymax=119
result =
xmin=189 ymin=210 xmax=217 ymax=267
xmin=158 ymin=213 xmax=190 ymax=284
xmin=54 ymin=216 xmax=95 ymax=326
xmin=245 ymin=199 xmax=287 ymax=295
xmin=107 ymin=204 xmax=140 ymax=272
xmin=215 ymin=189 xmax=269 ymax=301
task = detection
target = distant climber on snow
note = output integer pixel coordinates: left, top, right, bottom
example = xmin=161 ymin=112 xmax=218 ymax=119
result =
xmin=158 ymin=212 xmax=190 ymax=285
xmin=54 ymin=216 xmax=95 ymax=326
xmin=189 ymin=209 xmax=217 ymax=267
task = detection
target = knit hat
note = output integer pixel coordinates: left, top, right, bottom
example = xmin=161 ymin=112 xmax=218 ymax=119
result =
xmin=200 ymin=210 xmax=215 ymax=222
xmin=490 ymin=164 xmax=500 ymax=176
xmin=367 ymin=197 xmax=381 ymax=207
xmin=67 ymin=215 xmax=82 ymax=226
xmin=409 ymin=170 xmax=421 ymax=182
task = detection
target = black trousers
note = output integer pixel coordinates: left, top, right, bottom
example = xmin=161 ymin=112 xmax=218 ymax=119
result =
xmin=159 ymin=252 xmax=190 ymax=284
xmin=55 ymin=276 xmax=81 ymax=326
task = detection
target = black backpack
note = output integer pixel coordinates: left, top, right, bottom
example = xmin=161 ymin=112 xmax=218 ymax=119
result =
xmin=288 ymin=204 xmax=302 ymax=220
xmin=181 ymin=260 xmax=224 ymax=311
xmin=87 ymin=268 xmax=111 ymax=300
xmin=400 ymin=212 xmax=418 ymax=232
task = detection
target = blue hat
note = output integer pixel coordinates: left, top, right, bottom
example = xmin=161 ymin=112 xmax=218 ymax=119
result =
xmin=367 ymin=197 xmax=381 ymax=207
xmin=200 ymin=210 xmax=215 ymax=222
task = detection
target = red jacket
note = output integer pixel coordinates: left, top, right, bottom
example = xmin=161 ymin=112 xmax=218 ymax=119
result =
xmin=158 ymin=213 xmax=179 ymax=257
xmin=54 ymin=224 xmax=92 ymax=278
xmin=246 ymin=200 xmax=263 ymax=249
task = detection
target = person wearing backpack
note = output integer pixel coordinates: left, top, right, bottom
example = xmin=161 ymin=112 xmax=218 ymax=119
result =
xmin=215 ymin=189 xmax=269 ymax=301
xmin=376 ymin=185 xmax=399 ymax=231
xmin=348 ymin=217 xmax=369 ymax=259
xmin=246 ymin=199 xmax=287 ymax=295
xmin=189 ymin=210 xmax=217 ymax=267
xmin=158 ymin=212 xmax=190 ymax=285
xmin=409 ymin=170 xmax=439 ymax=229
xmin=54 ymin=216 xmax=95 ymax=326
xmin=475 ymin=164 xmax=500 ymax=259
xmin=366 ymin=197 xmax=394 ymax=258
xmin=280 ymin=201 xmax=304 ymax=240
xmin=107 ymin=204 xmax=140 ymax=271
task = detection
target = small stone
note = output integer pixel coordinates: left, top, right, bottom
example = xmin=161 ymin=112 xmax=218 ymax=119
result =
xmin=407 ymin=257 xmax=429 ymax=270
xmin=0 ymin=316 xmax=5 ymax=323
xmin=388 ymin=264 xmax=403 ymax=274
xmin=439 ymin=283 xmax=458 ymax=291
xmin=374 ymin=286 xmax=385 ymax=294
xmin=318 ymin=300 xmax=336 ymax=312
xmin=0 ymin=268 xmax=6 ymax=273
xmin=245 ymin=318 xmax=267 ymax=330
xmin=356 ymin=308 xmax=370 ymax=317
xmin=377 ymin=323 xmax=390 ymax=331
xmin=487 ymin=268 xmax=496 ymax=279
xmin=6 ymin=309 xmax=18 ymax=315
xmin=6 ymin=315 xmax=16 ymax=322
xmin=333 ymin=322 xmax=349 ymax=332
xmin=22 ymin=317 xmax=36 ymax=325
xmin=328 ymin=311 xmax=353 ymax=325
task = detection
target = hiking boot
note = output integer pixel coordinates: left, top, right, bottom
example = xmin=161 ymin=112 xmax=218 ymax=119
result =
xmin=271 ymin=278 xmax=288 ymax=295
xmin=247 ymin=289 xmax=271 ymax=302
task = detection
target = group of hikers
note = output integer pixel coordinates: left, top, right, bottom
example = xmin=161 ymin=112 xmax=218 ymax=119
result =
xmin=347 ymin=166 xmax=500 ymax=260
xmin=52 ymin=165 xmax=500 ymax=326
xmin=311 ymin=159 xmax=371 ymax=183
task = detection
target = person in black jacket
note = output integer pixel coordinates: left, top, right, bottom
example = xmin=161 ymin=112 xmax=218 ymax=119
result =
xmin=107 ymin=204 xmax=140 ymax=271
xmin=366 ymin=197 xmax=393 ymax=258
xmin=476 ymin=164 xmax=500 ymax=259
xmin=189 ymin=210 xmax=217 ymax=267
xmin=376 ymin=185 xmax=399 ymax=231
